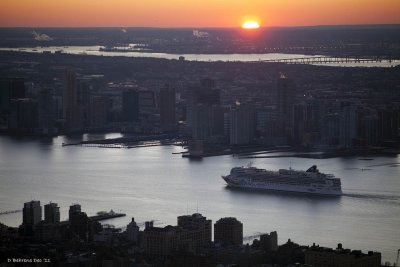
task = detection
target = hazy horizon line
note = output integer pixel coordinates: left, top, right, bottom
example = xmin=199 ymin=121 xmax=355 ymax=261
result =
xmin=0 ymin=23 xmax=399 ymax=30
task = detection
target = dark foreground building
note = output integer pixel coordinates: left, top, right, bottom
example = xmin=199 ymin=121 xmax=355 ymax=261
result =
xmin=305 ymin=243 xmax=381 ymax=267
xmin=214 ymin=217 xmax=243 ymax=246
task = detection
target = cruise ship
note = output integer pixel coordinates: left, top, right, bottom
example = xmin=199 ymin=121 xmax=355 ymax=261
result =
xmin=222 ymin=164 xmax=342 ymax=196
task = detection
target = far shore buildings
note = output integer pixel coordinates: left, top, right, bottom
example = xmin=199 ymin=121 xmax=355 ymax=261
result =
xmin=159 ymin=84 xmax=176 ymax=131
xmin=230 ymin=104 xmax=255 ymax=145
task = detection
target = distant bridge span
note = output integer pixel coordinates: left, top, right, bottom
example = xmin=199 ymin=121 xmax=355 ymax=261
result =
xmin=254 ymin=56 xmax=396 ymax=65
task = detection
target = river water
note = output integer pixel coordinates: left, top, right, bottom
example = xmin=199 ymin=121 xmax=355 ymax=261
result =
xmin=0 ymin=134 xmax=399 ymax=263
xmin=0 ymin=46 xmax=399 ymax=67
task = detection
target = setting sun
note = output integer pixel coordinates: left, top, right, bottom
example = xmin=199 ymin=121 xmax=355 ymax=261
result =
xmin=242 ymin=21 xmax=260 ymax=29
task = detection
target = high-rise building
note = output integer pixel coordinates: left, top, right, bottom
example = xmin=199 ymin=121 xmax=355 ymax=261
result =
xmin=76 ymin=79 xmax=91 ymax=127
xmin=363 ymin=115 xmax=379 ymax=146
xmin=277 ymin=74 xmax=295 ymax=118
xmin=290 ymin=101 xmax=320 ymax=145
xmin=63 ymin=69 xmax=77 ymax=130
xmin=23 ymin=201 xmax=42 ymax=226
xmin=142 ymin=214 xmax=213 ymax=257
xmin=276 ymin=74 xmax=296 ymax=141
xmin=159 ymin=85 xmax=176 ymax=131
xmin=44 ymin=203 xmax=60 ymax=224
xmin=230 ymin=104 xmax=255 ymax=145
xmin=8 ymin=98 xmax=39 ymax=133
xmin=192 ymin=104 xmax=226 ymax=142
xmin=68 ymin=204 xmax=90 ymax=241
xmin=186 ymin=79 xmax=220 ymax=129
xmin=378 ymin=106 xmax=400 ymax=141
xmin=89 ymin=96 xmax=108 ymax=126
xmin=291 ymin=103 xmax=307 ymax=145
xmin=125 ymin=217 xmax=139 ymax=243
xmin=0 ymin=78 xmax=25 ymax=126
xmin=139 ymin=89 xmax=157 ymax=112
xmin=260 ymin=231 xmax=278 ymax=252
xmin=210 ymin=105 xmax=225 ymax=137
xmin=214 ymin=217 xmax=243 ymax=246
xmin=255 ymin=108 xmax=270 ymax=135
xmin=0 ymin=78 xmax=25 ymax=108
xmin=177 ymin=213 xmax=212 ymax=249
xmin=38 ymin=88 xmax=56 ymax=135
xmin=192 ymin=104 xmax=213 ymax=140
xmin=69 ymin=204 xmax=81 ymax=221
xmin=339 ymin=103 xmax=357 ymax=148
xmin=321 ymin=113 xmax=340 ymax=146
xmin=122 ymin=90 xmax=139 ymax=122
xmin=192 ymin=87 xmax=220 ymax=106
xmin=63 ymin=69 xmax=91 ymax=131
xmin=142 ymin=225 xmax=179 ymax=258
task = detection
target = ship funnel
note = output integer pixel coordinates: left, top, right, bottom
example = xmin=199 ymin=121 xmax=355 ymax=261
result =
xmin=306 ymin=165 xmax=318 ymax=172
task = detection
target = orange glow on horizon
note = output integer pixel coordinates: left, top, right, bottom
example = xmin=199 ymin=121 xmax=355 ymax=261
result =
xmin=0 ymin=0 xmax=399 ymax=27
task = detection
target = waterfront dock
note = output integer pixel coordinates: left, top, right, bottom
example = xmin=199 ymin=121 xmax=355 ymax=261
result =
xmin=59 ymin=210 xmax=126 ymax=225
xmin=0 ymin=209 xmax=22 ymax=216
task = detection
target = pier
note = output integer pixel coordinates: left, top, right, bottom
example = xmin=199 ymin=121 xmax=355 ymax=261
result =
xmin=62 ymin=134 xmax=182 ymax=148
xmin=89 ymin=210 xmax=126 ymax=221
xmin=0 ymin=209 xmax=22 ymax=216
xmin=59 ymin=210 xmax=126 ymax=225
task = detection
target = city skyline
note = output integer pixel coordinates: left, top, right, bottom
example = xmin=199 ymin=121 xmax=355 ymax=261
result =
xmin=0 ymin=0 xmax=399 ymax=28
xmin=2 ymin=199 xmax=384 ymax=266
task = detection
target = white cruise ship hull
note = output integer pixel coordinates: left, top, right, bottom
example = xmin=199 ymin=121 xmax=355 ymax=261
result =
xmin=222 ymin=176 xmax=342 ymax=196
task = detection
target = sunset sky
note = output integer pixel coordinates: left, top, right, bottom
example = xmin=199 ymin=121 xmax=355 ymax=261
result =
xmin=0 ymin=0 xmax=399 ymax=28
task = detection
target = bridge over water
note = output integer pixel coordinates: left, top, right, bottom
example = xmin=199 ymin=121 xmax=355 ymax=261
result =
xmin=256 ymin=56 xmax=396 ymax=65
